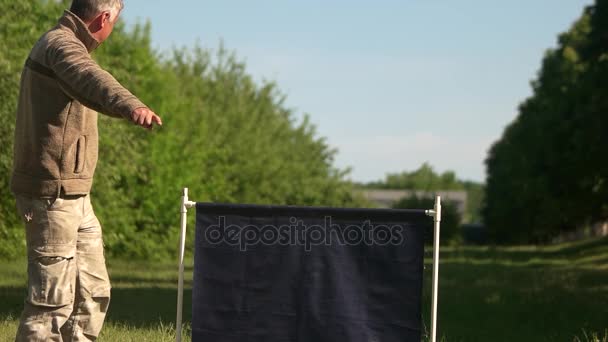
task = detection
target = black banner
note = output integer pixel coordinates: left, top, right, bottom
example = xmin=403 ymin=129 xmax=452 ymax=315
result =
xmin=193 ymin=203 xmax=429 ymax=342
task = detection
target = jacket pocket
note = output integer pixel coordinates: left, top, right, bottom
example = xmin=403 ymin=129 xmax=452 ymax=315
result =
xmin=74 ymin=135 xmax=86 ymax=174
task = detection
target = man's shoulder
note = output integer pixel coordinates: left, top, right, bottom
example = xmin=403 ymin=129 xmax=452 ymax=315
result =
xmin=44 ymin=26 xmax=84 ymax=50
xmin=31 ymin=26 xmax=86 ymax=63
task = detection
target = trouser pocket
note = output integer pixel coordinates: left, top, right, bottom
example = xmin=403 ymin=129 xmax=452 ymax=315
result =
xmin=27 ymin=256 xmax=75 ymax=307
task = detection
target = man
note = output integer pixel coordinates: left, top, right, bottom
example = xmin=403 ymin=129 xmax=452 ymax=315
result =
xmin=11 ymin=0 xmax=161 ymax=340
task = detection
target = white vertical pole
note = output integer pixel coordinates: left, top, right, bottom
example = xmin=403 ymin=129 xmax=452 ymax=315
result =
xmin=176 ymin=188 xmax=190 ymax=342
xmin=430 ymin=195 xmax=442 ymax=342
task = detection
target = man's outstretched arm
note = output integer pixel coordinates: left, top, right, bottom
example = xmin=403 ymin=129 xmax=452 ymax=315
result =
xmin=49 ymin=39 xmax=162 ymax=129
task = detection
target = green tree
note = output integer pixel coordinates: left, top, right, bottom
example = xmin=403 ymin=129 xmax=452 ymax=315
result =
xmin=392 ymin=195 xmax=461 ymax=244
xmin=0 ymin=0 xmax=364 ymax=258
xmin=366 ymin=163 xmax=464 ymax=191
xmin=364 ymin=163 xmax=484 ymax=224
xmin=484 ymin=0 xmax=608 ymax=243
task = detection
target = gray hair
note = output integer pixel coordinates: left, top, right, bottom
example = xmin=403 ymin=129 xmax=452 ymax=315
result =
xmin=70 ymin=0 xmax=124 ymax=22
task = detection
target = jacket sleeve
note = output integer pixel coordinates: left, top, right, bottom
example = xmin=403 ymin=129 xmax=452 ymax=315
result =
xmin=49 ymin=39 xmax=146 ymax=120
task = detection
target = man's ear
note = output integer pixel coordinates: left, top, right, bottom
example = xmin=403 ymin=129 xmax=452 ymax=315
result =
xmin=89 ymin=11 xmax=110 ymax=32
xmin=99 ymin=11 xmax=111 ymax=28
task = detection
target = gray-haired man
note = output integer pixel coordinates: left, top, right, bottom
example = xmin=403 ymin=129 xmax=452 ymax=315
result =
xmin=12 ymin=0 xmax=161 ymax=340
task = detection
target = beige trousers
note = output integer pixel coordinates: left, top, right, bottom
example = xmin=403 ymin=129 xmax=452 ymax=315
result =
xmin=14 ymin=194 xmax=111 ymax=342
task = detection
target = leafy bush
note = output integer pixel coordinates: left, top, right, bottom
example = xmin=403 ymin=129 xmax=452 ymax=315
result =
xmin=363 ymin=163 xmax=485 ymax=224
xmin=0 ymin=0 xmax=364 ymax=259
xmin=392 ymin=195 xmax=461 ymax=244
xmin=484 ymin=0 xmax=608 ymax=244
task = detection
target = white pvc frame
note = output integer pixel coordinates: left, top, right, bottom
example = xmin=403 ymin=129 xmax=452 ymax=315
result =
xmin=425 ymin=196 xmax=442 ymax=342
xmin=175 ymin=188 xmax=441 ymax=342
xmin=176 ymin=188 xmax=195 ymax=342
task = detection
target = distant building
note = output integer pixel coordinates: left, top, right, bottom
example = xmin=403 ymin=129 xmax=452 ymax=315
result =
xmin=359 ymin=189 xmax=468 ymax=216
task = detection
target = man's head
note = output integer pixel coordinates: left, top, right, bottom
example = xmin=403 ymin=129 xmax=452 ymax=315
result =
xmin=69 ymin=0 xmax=124 ymax=43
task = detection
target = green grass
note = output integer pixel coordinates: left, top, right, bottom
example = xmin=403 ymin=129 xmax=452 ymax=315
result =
xmin=421 ymin=237 xmax=608 ymax=341
xmin=1 ymin=237 xmax=607 ymax=341
xmin=0 ymin=257 xmax=194 ymax=341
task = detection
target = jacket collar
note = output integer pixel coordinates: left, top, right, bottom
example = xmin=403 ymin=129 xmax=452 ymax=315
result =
xmin=58 ymin=10 xmax=100 ymax=53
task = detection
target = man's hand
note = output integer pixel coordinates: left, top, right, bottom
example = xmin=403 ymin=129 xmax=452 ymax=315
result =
xmin=131 ymin=107 xmax=163 ymax=129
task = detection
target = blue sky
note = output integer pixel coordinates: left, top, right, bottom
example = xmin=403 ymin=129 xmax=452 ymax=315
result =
xmin=121 ymin=0 xmax=592 ymax=183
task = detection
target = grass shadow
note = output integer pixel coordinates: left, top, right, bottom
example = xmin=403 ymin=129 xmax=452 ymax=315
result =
xmin=0 ymin=285 xmax=193 ymax=329
xmin=2 ymin=237 xmax=607 ymax=341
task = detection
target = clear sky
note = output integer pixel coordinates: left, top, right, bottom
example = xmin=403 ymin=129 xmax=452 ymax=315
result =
xmin=120 ymin=0 xmax=592 ymax=183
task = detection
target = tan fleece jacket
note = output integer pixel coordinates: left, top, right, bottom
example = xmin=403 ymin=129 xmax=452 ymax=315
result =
xmin=11 ymin=10 xmax=146 ymax=197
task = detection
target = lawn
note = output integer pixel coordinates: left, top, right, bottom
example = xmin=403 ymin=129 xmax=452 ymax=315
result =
xmin=421 ymin=237 xmax=608 ymax=341
xmin=1 ymin=237 xmax=607 ymax=341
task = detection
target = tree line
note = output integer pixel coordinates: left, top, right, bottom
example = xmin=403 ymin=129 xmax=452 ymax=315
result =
xmin=2 ymin=0 xmax=604 ymax=254
xmin=362 ymin=162 xmax=485 ymax=225
xmin=483 ymin=0 xmax=607 ymax=243
xmin=0 ymin=0 xmax=364 ymax=259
